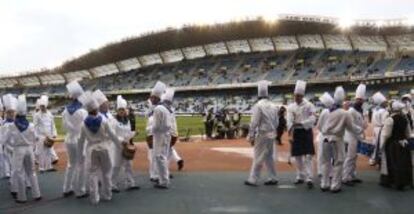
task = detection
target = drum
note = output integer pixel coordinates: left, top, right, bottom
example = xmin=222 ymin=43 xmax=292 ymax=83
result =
xmin=44 ymin=137 xmax=55 ymax=148
xmin=122 ymin=143 xmax=137 ymax=160
xmin=170 ymin=136 xmax=178 ymax=147
xmin=357 ymin=141 xmax=375 ymax=157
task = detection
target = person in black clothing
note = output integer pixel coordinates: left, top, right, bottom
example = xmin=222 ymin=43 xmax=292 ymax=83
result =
xmin=204 ymin=107 xmax=215 ymax=139
xmin=128 ymin=107 xmax=136 ymax=144
xmin=379 ymin=101 xmax=413 ymax=191
xmin=276 ymin=106 xmax=287 ymax=145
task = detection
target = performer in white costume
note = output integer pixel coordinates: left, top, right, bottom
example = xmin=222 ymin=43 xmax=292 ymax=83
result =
xmin=245 ymin=80 xmax=279 ymax=186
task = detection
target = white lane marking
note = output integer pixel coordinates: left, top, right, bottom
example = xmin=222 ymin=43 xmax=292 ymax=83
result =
xmin=210 ymin=147 xmax=293 ymax=163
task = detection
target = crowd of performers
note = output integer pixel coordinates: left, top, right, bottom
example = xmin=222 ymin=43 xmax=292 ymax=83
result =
xmin=0 ymin=79 xmax=413 ymax=206
xmin=245 ymin=80 xmax=414 ymax=192
xmin=0 ymin=81 xmax=184 ymax=204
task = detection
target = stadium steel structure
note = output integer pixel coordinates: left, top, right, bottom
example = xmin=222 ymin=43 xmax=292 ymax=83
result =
xmin=1 ymin=15 xmax=414 ymax=105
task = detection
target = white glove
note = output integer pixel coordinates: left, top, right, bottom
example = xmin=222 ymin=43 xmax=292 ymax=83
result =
xmin=398 ymin=139 xmax=409 ymax=148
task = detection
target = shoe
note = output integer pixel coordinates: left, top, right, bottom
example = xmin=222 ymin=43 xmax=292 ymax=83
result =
xmin=52 ymin=159 xmax=59 ymax=165
xmin=47 ymin=168 xmax=57 ymax=172
xmin=264 ymin=180 xmax=279 ymax=186
xmin=34 ymin=196 xmax=42 ymax=201
xmin=127 ymin=186 xmax=140 ymax=191
xmin=244 ymin=181 xmax=258 ymax=187
xmin=150 ymin=178 xmax=159 ymax=183
xmin=154 ymin=184 xmax=168 ymax=189
xmin=76 ymin=193 xmax=89 ymax=199
xmin=307 ymin=181 xmax=314 ymax=189
xmin=11 ymin=192 xmax=17 ymax=199
xmin=169 ymin=174 xmax=174 ymax=179
xmin=63 ymin=191 xmax=75 ymax=197
xmin=342 ymin=181 xmax=354 ymax=187
xmin=15 ymin=200 xmax=27 ymax=204
xmin=111 ymin=188 xmax=120 ymax=193
xmin=320 ymin=187 xmax=329 ymax=192
xmin=177 ymin=160 xmax=184 ymax=171
xmin=352 ymin=178 xmax=363 ymax=183
xmin=294 ymin=179 xmax=304 ymax=185
xmin=331 ymin=189 xmax=342 ymax=194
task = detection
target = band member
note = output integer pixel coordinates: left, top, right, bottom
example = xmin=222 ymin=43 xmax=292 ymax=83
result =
xmin=369 ymin=92 xmax=389 ymax=166
xmin=321 ymin=87 xmax=362 ymax=193
xmin=343 ymin=84 xmax=368 ymax=185
xmin=2 ymin=95 xmax=41 ymax=203
xmin=287 ymin=80 xmax=316 ymax=189
xmin=245 ymin=80 xmax=279 ymax=186
xmin=34 ymin=95 xmax=58 ymax=172
xmin=62 ymin=81 xmax=88 ymax=197
xmin=379 ymin=101 xmax=413 ymax=190
xmin=111 ymin=95 xmax=139 ymax=192
xmin=77 ymin=91 xmax=125 ymax=205
xmin=161 ymin=88 xmax=184 ymax=171
xmin=149 ymin=81 xmax=172 ymax=189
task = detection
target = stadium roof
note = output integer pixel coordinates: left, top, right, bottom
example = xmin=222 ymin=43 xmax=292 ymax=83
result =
xmin=1 ymin=15 xmax=413 ymax=88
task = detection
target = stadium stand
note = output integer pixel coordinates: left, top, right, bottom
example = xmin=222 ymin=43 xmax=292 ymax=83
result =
xmin=0 ymin=17 xmax=414 ymax=114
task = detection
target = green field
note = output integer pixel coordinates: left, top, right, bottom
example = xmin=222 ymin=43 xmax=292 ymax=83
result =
xmin=52 ymin=115 xmax=251 ymax=142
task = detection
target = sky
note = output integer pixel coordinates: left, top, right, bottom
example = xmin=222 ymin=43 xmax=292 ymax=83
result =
xmin=0 ymin=0 xmax=413 ymax=76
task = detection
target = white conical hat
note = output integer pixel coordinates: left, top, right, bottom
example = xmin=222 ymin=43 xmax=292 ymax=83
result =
xmin=17 ymin=94 xmax=27 ymax=115
xmin=79 ymin=91 xmax=99 ymax=112
xmin=161 ymin=88 xmax=175 ymax=102
xmin=372 ymin=92 xmax=386 ymax=105
xmin=38 ymin=95 xmax=49 ymax=107
xmin=66 ymin=81 xmax=84 ymax=99
xmin=2 ymin=94 xmax=17 ymax=111
xmin=294 ymin=80 xmax=306 ymax=95
xmin=355 ymin=84 xmax=366 ymax=99
xmin=151 ymin=81 xmax=166 ymax=98
xmin=116 ymin=95 xmax=127 ymax=110
xmin=401 ymin=93 xmax=412 ymax=101
xmin=93 ymin=90 xmax=108 ymax=106
xmin=392 ymin=101 xmax=405 ymax=111
xmin=319 ymin=92 xmax=334 ymax=108
xmin=257 ymin=80 xmax=271 ymax=97
xmin=334 ymin=86 xmax=346 ymax=103
xmin=410 ymin=89 xmax=414 ymax=95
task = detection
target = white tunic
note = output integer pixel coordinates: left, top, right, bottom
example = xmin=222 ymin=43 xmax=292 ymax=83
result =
xmin=33 ymin=111 xmax=57 ymax=138
xmin=287 ymin=99 xmax=316 ymax=131
xmin=62 ymin=108 xmax=88 ymax=143
xmin=248 ymin=99 xmax=279 ymax=139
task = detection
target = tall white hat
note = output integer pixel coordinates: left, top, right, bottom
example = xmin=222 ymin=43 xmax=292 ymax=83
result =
xmin=17 ymin=94 xmax=27 ymax=115
xmin=334 ymin=86 xmax=346 ymax=104
xmin=319 ymin=92 xmax=334 ymax=108
xmin=372 ymin=92 xmax=387 ymax=105
xmin=93 ymin=90 xmax=108 ymax=106
xmin=39 ymin=95 xmax=49 ymax=107
xmin=2 ymin=94 xmax=17 ymax=111
xmin=116 ymin=95 xmax=128 ymax=110
xmin=161 ymin=88 xmax=175 ymax=102
xmin=79 ymin=91 xmax=99 ymax=112
xmin=294 ymin=80 xmax=306 ymax=95
xmin=257 ymin=80 xmax=271 ymax=97
xmin=392 ymin=101 xmax=405 ymax=111
xmin=355 ymin=84 xmax=366 ymax=99
xmin=66 ymin=81 xmax=84 ymax=99
xmin=151 ymin=81 xmax=166 ymax=98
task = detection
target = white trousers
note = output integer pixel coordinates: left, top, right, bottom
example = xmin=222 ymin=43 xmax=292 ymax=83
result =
xmin=320 ymin=139 xmax=345 ymax=190
xmin=12 ymin=146 xmax=41 ymax=201
xmin=112 ymin=148 xmax=136 ymax=189
xmin=295 ymin=155 xmax=314 ymax=182
xmin=153 ymin=133 xmax=171 ymax=186
xmin=247 ymin=135 xmax=277 ymax=184
xmin=88 ymin=148 xmax=112 ymax=204
xmin=63 ymin=142 xmax=86 ymax=194
xmin=38 ymin=136 xmax=53 ymax=171
xmin=147 ymin=149 xmax=159 ymax=179
xmin=169 ymin=147 xmax=182 ymax=162
xmin=342 ymin=136 xmax=358 ymax=182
